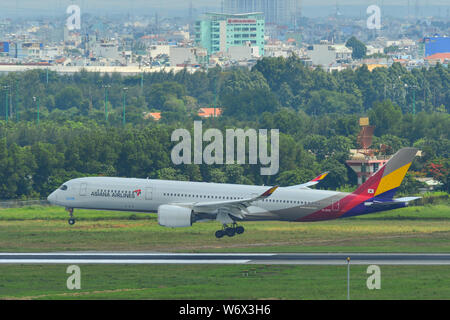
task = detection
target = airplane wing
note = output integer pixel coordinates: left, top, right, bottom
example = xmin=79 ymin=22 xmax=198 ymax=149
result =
xmin=285 ymin=172 xmax=329 ymax=190
xmin=172 ymin=185 xmax=279 ymax=219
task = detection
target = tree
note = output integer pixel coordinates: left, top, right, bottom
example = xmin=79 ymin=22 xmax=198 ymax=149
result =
xmin=345 ymin=36 xmax=367 ymax=60
xmin=425 ymin=159 xmax=449 ymax=192
xmin=368 ymin=100 xmax=402 ymax=136
xmin=55 ymin=86 xmax=83 ymax=110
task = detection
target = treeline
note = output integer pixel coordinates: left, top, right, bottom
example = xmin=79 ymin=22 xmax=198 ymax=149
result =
xmin=0 ymin=56 xmax=448 ymax=199
xmin=0 ymin=56 xmax=448 ymax=124
xmin=0 ymin=110 xmax=448 ymax=200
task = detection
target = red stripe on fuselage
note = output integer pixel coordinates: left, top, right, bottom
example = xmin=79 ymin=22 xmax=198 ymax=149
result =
xmin=298 ymin=167 xmax=385 ymax=222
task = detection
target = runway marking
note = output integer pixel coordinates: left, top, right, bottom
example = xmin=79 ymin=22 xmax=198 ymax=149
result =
xmin=0 ymin=259 xmax=252 ymax=264
xmin=0 ymin=253 xmax=275 ymax=256
xmin=1 ymin=253 xmax=449 ymax=265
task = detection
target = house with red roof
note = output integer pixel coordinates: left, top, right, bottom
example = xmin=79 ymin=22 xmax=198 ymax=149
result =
xmin=198 ymin=107 xmax=222 ymax=118
xmin=425 ymin=53 xmax=450 ymax=65
xmin=144 ymin=112 xmax=161 ymax=121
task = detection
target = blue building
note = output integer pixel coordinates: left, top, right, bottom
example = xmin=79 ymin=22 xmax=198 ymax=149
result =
xmin=0 ymin=42 xmax=9 ymax=54
xmin=424 ymin=36 xmax=450 ymax=57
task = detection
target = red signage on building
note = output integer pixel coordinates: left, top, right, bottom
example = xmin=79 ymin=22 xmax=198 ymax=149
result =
xmin=227 ymin=19 xmax=256 ymax=24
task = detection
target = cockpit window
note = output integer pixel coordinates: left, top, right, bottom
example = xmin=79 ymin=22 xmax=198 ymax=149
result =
xmin=60 ymin=185 xmax=68 ymax=191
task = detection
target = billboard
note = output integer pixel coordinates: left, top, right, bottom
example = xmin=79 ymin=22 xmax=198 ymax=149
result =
xmin=0 ymin=41 xmax=9 ymax=53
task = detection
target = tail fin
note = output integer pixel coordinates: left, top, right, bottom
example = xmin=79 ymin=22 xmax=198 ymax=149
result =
xmin=353 ymin=148 xmax=418 ymax=200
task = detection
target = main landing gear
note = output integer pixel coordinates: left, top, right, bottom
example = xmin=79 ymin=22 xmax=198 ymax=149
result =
xmin=66 ymin=207 xmax=75 ymax=225
xmin=215 ymin=223 xmax=245 ymax=239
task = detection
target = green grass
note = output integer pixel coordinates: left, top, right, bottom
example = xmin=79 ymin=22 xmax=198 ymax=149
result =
xmin=0 ymin=264 xmax=449 ymax=300
xmin=0 ymin=204 xmax=449 ymax=253
xmin=0 ymin=204 xmax=449 ymax=300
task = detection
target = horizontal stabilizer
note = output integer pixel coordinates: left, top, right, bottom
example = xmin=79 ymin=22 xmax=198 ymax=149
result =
xmin=364 ymin=197 xmax=421 ymax=209
xmin=394 ymin=197 xmax=421 ymax=202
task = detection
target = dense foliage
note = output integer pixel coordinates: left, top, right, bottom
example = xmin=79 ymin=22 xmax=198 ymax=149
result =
xmin=0 ymin=56 xmax=448 ymax=199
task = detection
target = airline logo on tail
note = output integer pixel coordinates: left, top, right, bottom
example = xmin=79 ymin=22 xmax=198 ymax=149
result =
xmin=299 ymin=148 xmax=419 ymax=221
xmin=354 ymin=148 xmax=417 ymax=200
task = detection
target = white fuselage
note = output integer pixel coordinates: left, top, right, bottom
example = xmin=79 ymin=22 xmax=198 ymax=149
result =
xmin=47 ymin=177 xmax=345 ymax=222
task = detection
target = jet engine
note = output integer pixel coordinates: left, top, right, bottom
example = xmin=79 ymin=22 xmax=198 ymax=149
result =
xmin=157 ymin=205 xmax=193 ymax=228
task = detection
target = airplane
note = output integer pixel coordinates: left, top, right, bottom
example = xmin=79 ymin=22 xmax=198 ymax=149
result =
xmin=47 ymin=148 xmax=420 ymax=238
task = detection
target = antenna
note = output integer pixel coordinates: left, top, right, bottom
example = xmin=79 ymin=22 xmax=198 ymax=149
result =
xmin=189 ymin=1 xmax=193 ymax=34
xmin=408 ymin=0 xmax=410 ymax=20
xmin=415 ymin=0 xmax=420 ymax=19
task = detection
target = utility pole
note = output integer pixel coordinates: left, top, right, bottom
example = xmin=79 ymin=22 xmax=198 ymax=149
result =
xmin=3 ymin=85 xmax=9 ymax=123
xmin=405 ymin=84 xmax=418 ymax=115
xmin=122 ymin=87 xmax=128 ymax=126
xmin=9 ymin=82 xmax=12 ymax=120
xmin=102 ymin=84 xmax=111 ymax=122
xmin=33 ymin=96 xmax=40 ymax=124
xmin=15 ymin=79 xmax=19 ymax=121
xmin=346 ymin=257 xmax=351 ymax=300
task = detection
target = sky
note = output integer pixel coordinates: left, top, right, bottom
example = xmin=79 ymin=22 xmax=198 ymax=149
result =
xmin=0 ymin=0 xmax=448 ymax=18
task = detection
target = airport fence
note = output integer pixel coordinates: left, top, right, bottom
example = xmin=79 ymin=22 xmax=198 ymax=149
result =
xmin=0 ymin=199 xmax=50 ymax=209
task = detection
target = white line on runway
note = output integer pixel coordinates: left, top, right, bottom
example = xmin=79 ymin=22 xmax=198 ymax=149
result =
xmin=0 ymin=253 xmax=275 ymax=256
xmin=0 ymin=259 xmax=252 ymax=264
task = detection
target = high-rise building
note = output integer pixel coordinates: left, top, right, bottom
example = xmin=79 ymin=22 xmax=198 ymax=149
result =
xmin=195 ymin=12 xmax=265 ymax=56
xmin=223 ymin=0 xmax=301 ymax=26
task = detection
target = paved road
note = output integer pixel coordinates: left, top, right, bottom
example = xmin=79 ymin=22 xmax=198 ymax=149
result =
xmin=1 ymin=253 xmax=450 ymax=265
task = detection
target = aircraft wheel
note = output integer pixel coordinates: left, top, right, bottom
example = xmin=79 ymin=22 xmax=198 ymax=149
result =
xmin=225 ymin=227 xmax=235 ymax=237
xmin=68 ymin=218 xmax=76 ymax=225
xmin=236 ymin=226 xmax=245 ymax=234
xmin=215 ymin=230 xmax=225 ymax=239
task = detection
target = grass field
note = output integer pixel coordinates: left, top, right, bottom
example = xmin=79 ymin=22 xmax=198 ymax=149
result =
xmin=0 ymin=203 xmax=449 ymax=300
xmin=0 ymin=204 xmax=449 ymax=253
xmin=0 ymin=264 xmax=449 ymax=300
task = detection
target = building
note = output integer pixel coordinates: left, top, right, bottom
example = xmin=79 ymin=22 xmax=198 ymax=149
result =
xmin=424 ymin=52 xmax=450 ymax=66
xmin=223 ymin=0 xmax=301 ymax=26
xmin=227 ymin=42 xmax=261 ymax=60
xmin=307 ymin=41 xmax=352 ymax=67
xmin=195 ymin=12 xmax=265 ymax=56
xmin=0 ymin=42 xmax=9 ymax=55
xmin=198 ymin=107 xmax=222 ymax=118
xmin=169 ymin=47 xmax=208 ymax=67
xmin=346 ymin=118 xmax=391 ymax=186
xmin=17 ymin=42 xmax=43 ymax=60
xmin=91 ymin=40 xmax=120 ymax=60
xmin=423 ymin=36 xmax=450 ymax=57
xmin=144 ymin=112 xmax=161 ymax=121
xmin=346 ymin=152 xmax=390 ymax=185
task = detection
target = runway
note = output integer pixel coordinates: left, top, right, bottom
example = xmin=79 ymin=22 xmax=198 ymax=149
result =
xmin=1 ymin=253 xmax=450 ymax=265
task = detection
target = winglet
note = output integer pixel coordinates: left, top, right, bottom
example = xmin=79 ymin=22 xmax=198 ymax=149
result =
xmin=260 ymin=185 xmax=278 ymax=198
xmin=285 ymin=172 xmax=329 ymax=190
xmin=311 ymin=172 xmax=329 ymax=182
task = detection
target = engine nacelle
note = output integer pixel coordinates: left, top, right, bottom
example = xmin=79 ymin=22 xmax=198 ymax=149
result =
xmin=157 ymin=205 xmax=193 ymax=228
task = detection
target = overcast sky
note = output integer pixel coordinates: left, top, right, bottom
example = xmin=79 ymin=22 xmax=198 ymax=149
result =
xmin=2 ymin=0 xmax=449 ymax=9
xmin=0 ymin=0 xmax=448 ymax=18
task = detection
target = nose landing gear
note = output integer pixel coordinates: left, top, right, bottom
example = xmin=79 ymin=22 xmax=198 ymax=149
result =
xmin=66 ymin=208 xmax=75 ymax=225
xmin=215 ymin=223 xmax=245 ymax=238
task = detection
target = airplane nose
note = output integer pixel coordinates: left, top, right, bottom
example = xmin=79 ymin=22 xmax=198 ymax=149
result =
xmin=47 ymin=191 xmax=58 ymax=204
